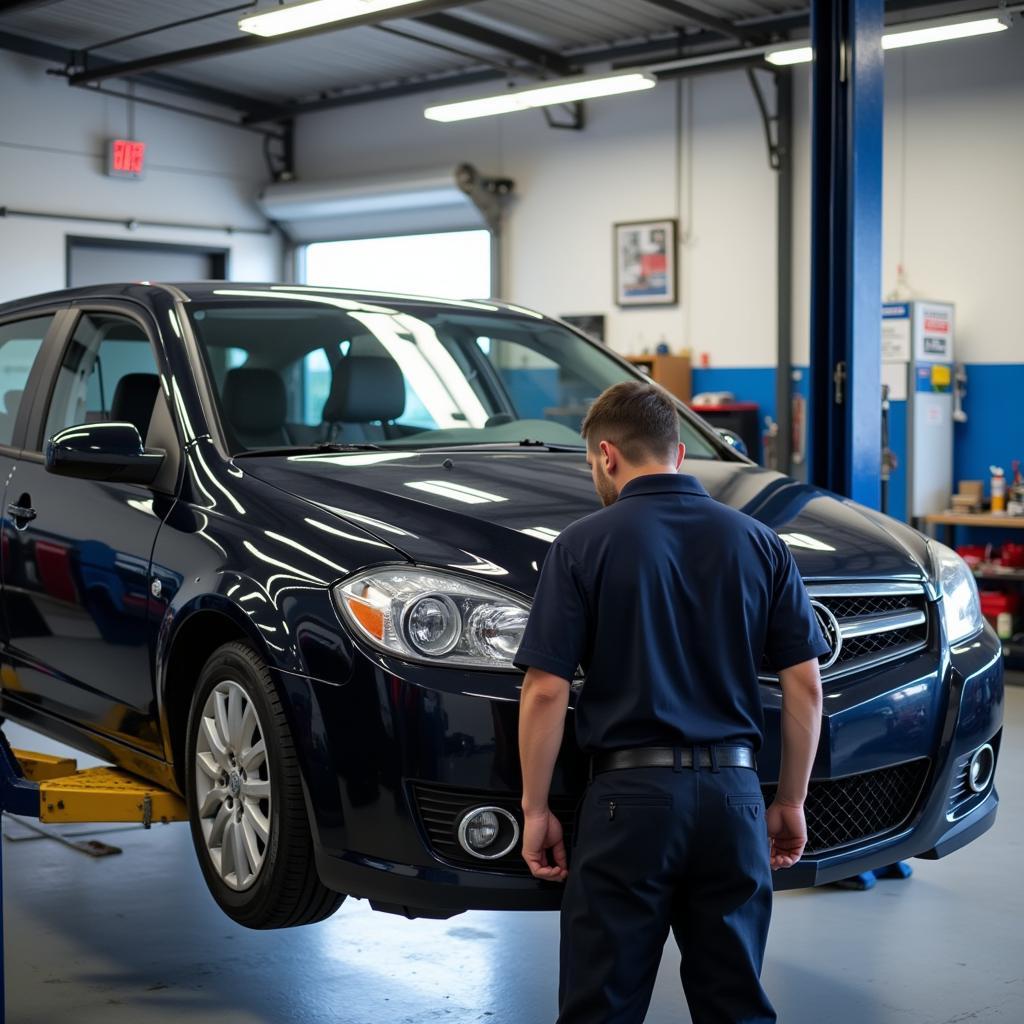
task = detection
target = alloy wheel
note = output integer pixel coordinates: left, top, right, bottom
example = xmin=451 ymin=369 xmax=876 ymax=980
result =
xmin=194 ymin=679 xmax=272 ymax=891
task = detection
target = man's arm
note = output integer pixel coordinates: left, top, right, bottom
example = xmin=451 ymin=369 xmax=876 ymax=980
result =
xmin=518 ymin=667 xmax=571 ymax=881
xmin=766 ymin=657 xmax=823 ymax=870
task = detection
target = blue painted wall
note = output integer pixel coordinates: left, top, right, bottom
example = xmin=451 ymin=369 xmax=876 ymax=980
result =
xmin=953 ymin=364 xmax=1024 ymax=488
xmin=686 ymin=362 xmax=1023 ymax=526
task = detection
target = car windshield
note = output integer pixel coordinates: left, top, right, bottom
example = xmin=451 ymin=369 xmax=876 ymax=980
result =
xmin=186 ymin=291 xmax=720 ymax=458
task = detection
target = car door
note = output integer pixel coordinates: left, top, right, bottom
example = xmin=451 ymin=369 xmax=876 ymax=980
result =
xmin=1 ymin=304 xmax=180 ymax=759
xmin=0 ymin=308 xmax=67 ymax=654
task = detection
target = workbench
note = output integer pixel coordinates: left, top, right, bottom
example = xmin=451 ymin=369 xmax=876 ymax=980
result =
xmin=923 ymin=512 xmax=1024 ymax=670
xmin=922 ymin=512 xmax=1024 ymax=547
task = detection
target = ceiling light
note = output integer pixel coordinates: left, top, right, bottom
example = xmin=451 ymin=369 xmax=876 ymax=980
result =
xmin=881 ymin=17 xmax=1008 ymax=49
xmin=239 ymin=0 xmax=422 ymax=38
xmin=424 ymin=71 xmax=657 ymax=123
xmin=765 ymin=45 xmax=813 ymax=66
xmin=765 ymin=15 xmax=1010 ymax=65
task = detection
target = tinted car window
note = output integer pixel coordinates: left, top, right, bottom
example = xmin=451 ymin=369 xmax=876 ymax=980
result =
xmin=187 ymin=296 xmax=719 ymax=458
xmin=0 ymin=315 xmax=53 ymax=446
xmin=42 ymin=312 xmax=161 ymax=447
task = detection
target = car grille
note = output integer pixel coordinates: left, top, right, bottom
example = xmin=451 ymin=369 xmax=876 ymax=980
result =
xmin=801 ymin=586 xmax=930 ymax=679
xmin=762 ymin=758 xmax=930 ymax=855
xmin=413 ymin=759 xmax=930 ymax=872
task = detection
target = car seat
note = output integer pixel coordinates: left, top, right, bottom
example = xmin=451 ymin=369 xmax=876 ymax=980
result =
xmin=322 ymin=356 xmax=406 ymax=443
xmin=110 ymin=373 xmax=161 ymax=443
xmin=222 ymin=367 xmax=292 ymax=449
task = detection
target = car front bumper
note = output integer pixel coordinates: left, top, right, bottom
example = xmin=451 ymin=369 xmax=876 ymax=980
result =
xmin=281 ymin=621 xmax=1004 ymax=917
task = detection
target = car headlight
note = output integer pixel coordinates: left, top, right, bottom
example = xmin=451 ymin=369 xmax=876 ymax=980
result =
xmin=333 ymin=566 xmax=530 ymax=670
xmin=930 ymin=541 xmax=985 ymax=645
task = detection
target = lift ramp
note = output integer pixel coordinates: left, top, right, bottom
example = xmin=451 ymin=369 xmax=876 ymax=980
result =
xmin=8 ymin=744 xmax=187 ymax=826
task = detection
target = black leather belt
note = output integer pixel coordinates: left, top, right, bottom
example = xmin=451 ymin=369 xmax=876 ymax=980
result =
xmin=592 ymin=744 xmax=756 ymax=775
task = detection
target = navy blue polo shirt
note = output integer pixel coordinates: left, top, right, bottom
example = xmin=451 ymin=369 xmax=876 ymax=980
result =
xmin=514 ymin=472 xmax=829 ymax=753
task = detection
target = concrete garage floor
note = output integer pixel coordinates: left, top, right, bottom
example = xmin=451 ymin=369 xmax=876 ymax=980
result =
xmin=4 ymin=680 xmax=1022 ymax=1024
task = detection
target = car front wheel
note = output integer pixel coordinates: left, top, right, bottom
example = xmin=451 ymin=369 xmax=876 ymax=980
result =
xmin=185 ymin=640 xmax=344 ymax=929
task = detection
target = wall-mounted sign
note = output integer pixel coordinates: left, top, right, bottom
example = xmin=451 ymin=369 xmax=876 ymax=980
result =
xmin=614 ymin=219 xmax=678 ymax=306
xmin=107 ymin=139 xmax=146 ymax=179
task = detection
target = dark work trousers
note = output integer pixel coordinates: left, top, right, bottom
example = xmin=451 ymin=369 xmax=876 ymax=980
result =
xmin=557 ymin=764 xmax=776 ymax=1024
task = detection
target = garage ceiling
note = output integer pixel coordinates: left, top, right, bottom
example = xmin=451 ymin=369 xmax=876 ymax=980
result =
xmin=0 ymin=0 xmax=979 ymax=123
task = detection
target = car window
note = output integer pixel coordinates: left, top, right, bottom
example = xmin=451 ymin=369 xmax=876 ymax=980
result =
xmin=0 ymin=315 xmax=53 ymax=447
xmin=187 ymin=297 xmax=720 ymax=458
xmin=42 ymin=312 xmax=161 ymax=448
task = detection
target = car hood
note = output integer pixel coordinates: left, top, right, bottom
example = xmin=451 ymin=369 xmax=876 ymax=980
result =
xmin=240 ymin=450 xmax=929 ymax=595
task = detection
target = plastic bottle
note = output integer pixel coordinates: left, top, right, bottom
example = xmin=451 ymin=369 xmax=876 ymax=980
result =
xmin=990 ymin=465 xmax=1006 ymax=513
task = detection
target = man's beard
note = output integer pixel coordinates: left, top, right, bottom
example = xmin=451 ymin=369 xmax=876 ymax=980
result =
xmin=594 ymin=465 xmax=618 ymax=507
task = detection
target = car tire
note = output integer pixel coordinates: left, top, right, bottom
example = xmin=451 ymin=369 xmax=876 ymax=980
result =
xmin=185 ymin=640 xmax=345 ymax=929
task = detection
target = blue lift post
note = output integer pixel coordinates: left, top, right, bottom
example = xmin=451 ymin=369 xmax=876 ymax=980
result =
xmin=808 ymin=0 xmax=885 ymax=508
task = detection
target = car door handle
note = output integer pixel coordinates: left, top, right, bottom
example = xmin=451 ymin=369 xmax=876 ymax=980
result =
xmin=6 ymin=502 xmax=37 ymax=527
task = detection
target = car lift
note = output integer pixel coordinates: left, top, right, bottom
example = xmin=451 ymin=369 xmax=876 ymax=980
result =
xmin=0 ymin=728 xmax=186 ymax=1024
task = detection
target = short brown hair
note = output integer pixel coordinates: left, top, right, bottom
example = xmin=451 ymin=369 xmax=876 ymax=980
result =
xmin=580 ymin=381 xmax=679 ymax=463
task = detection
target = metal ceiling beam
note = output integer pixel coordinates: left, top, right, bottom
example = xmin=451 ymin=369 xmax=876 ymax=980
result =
xmin=0 ymin=29 xmax=262 ymax=112
xmin=67 ymin=0 xmax=476 ymax=85
xmin=639 ymin=0 xmax=766 ymax=43
xmin=414 ymin=13 xmax=577 ymax=74
xmin=0 ymin=0 xmax=59 ymax=11
xmin=243 ymin=67 xmax=503 ymax=123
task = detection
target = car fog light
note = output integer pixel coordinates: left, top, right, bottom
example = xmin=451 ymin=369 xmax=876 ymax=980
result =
xmin=465 ymin=810 xmax=499 ymax=848
xmin=457 ymin=806 xmax=520 ymax=860
xmin=968 ymin=743 xmax=995 ymax=793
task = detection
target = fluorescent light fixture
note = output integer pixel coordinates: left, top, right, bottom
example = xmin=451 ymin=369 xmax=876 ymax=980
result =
xmin=239 ymin=0 xmax=421 ymax=38
xmin=881 ymin=17 xmax=1008 ymax=49
xmin=424 ymin=71 xmax=657 ymax=123
xmin=765 ymin=15 xmax=1010 ymax=65
xmin=765 ymin=45 xmax=813 ymax=66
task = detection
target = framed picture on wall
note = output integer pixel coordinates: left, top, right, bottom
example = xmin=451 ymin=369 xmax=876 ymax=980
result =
xmin=561 ymin=314 xmax=606 ymax=343
xmin=613 ymin=219 xmax=677 ymax=306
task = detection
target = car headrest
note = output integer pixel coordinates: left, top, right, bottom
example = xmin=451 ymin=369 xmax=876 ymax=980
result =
xmin=110 ymin=373 xmax=160 ymax=439
xmin=322 ymin=356 xmax=405 ymax=424
xmin=222 ymin=367 xmax=287 ymax=433
xmin=3 ymin=389 xmax=22 ymax=413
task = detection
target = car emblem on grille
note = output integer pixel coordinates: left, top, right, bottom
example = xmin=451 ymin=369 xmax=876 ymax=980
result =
xmin=810 ymin=600 xmax=842 ymax=669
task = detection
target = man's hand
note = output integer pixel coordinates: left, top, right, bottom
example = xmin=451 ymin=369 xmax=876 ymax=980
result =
xmin=521 ymin=808 xmax=568 ymax=882
xmin=766 ymin=800 xmax=807 ymax=870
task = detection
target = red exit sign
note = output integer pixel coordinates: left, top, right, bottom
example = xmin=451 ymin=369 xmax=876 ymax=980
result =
xmin=107 ymin=138 xmax=146 ymax=178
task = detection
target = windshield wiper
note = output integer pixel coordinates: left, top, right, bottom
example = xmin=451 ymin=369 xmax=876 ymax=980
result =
xmin=413 ymin=439 xmax=587 ymax=453
xmin=233 ymin=442 xmax=382 ymax=458
xmin=516 ymin=438 xmax=586 ymax=451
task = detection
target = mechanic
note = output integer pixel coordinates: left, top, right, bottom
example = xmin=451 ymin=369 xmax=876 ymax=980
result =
xmin=515 ymin=380 xmax=828 ymax=1024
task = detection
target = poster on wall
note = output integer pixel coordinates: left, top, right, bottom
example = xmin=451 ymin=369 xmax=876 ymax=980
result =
xmin=613 ymin=219 xmax=677 ymax=306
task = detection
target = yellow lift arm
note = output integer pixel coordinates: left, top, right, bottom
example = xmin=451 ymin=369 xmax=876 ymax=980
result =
xmin=11 ymin=749 xmax=187 ymax=826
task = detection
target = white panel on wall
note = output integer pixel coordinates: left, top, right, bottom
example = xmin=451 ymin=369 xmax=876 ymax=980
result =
xmin=0 ymin=51 xmax=280 ymax=303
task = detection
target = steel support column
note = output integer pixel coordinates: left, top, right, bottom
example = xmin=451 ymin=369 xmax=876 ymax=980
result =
xmin=775 ymin=68 xmax=794 ymax=475
xmin=808 ymin=0 xmax=884 ymax=506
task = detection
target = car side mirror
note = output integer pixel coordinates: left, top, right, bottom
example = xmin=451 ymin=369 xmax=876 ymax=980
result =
xmin=45 ymin=421 xmax=166 ymax=485
xmin=717 ymin=428 xmax=749 ymax=458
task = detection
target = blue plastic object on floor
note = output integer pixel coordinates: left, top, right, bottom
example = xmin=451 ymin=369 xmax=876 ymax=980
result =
xmin=832 ymin=861 xmax=913 ymax=890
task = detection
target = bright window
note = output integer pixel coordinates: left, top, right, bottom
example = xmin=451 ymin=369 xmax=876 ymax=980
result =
xmin=304 ymin=230 xmax=491 ymax=300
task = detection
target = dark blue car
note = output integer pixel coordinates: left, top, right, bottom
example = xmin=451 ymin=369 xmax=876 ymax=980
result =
xmin=0 ymin=283 xmax=1002 ymax=928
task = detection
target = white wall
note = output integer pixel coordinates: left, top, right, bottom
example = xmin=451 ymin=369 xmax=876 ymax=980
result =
xmin=790 ymin=29 xmax=1024 ymax=367
xmin=0 ymin=51 xmax=281 ymax=303
xmin=297 ymin=28 xmax=1024 ymax=370
xmin=297 ymin=68 xmax=777 ymax=365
